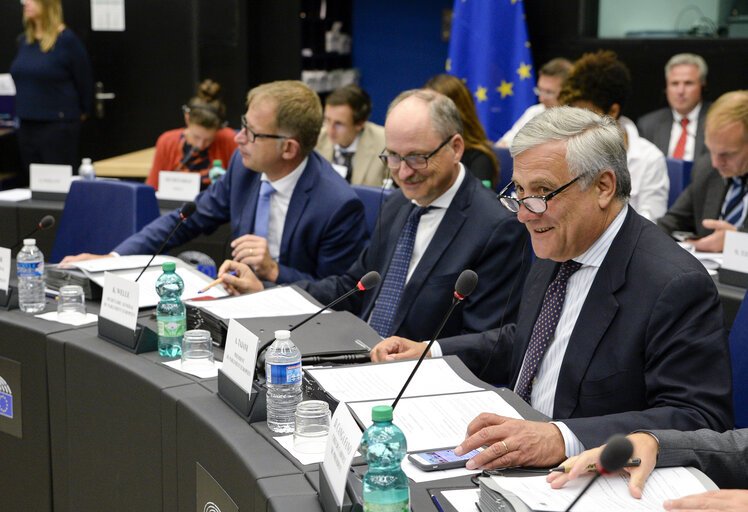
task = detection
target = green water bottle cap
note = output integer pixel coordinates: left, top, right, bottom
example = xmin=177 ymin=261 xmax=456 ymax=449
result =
xmin=372 ymin=405 xmax=393 ymax=422
xmin=162 ymin=261 xmax=176 ymax=272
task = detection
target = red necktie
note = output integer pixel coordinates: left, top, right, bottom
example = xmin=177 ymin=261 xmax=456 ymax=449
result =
xmin=672 ymin=118 xmax=689 ymax=159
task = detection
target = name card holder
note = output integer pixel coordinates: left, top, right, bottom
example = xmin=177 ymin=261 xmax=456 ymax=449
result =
xmin=96 ymin=272 xmax=156 ymax=354
xmin=216 ymin=369 xmax=268 ymax=423
xmin=0 ymin=287 xmax=18 ymax=310
xmin=719 ymin=231 xmax=748 ymax=288
xmin=97 ymin=316 xmax=158 ymax=354
xmin=318 ymin=469 xmax=359 ymax=512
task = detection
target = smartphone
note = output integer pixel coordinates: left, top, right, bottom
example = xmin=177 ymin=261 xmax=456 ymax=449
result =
xmin=407 ymin=447 xmax=485 ymax=471
xmin=672 ymin=231 xmax=699 ymax=242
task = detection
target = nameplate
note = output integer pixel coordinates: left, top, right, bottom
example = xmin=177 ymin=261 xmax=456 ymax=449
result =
xmin=156 ymin=171 xmax=201 ymax=201
xmin=30 ymin=164 xmax=73 ymax=193
xmin=0 ymin=247 xmax=10 ymax=292
xmin=322 ymin=403 xmax=361 ymax=507
xmin=222 ymin=319 xmax=258 ymax=394
xmin=722 ymin=231 xmax=748 ymax=274
xmin=99 ymin=272 xmax=139 ymax=331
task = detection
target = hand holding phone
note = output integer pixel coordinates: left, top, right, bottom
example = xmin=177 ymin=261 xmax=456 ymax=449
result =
xmin=407 ymin=447 xmax=485 ymax=471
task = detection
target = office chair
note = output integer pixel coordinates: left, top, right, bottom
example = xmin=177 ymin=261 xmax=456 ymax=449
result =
xmin=665 ymin=157 xmax=693 ymax=208
xmin=351 ymin=185 xmax=393 ymax=234
xmin=730 ymin=292 xmax=748 ymax=428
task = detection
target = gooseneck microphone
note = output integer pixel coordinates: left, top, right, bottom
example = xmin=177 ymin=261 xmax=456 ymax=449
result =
xmin=563 ymin=435 xmax=634 ymax=512
xmin=134 ymin=202 xmax=197 ymax=282
xmin=391 ymin=269 xmax=478 ymax=409
xmin=11 ymin=215 xmax=56 ymax=250
xmin=173 ymin=148 xmax=196 ymax=171
xmin=255 ymin=271 xmax=382 ymax=373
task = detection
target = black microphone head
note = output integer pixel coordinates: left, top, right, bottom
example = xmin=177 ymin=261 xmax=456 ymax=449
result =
xmin=39 ymin=215 xmax=55 ymax=230
xmin=180 ymin=202 xmax=197 ymax=219
xmin=600 ymin=435 xmax=633 ymax=473
xmin=454 ymin=269 xmax=478 ymax=300
xmin=358 ymin=271 xmax=382 ymax=291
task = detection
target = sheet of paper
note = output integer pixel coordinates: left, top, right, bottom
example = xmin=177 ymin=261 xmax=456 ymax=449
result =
xmin=274 ymin=434 xmax=327 ymax=466
xmin=70 ymin=255 xmax=174 ymax=273
xmin=306 ymin=358 xmax=481 ymax=404
xmin=348 ymin=390 xmax=521 ymax=453
xmin=162 ymin=359 xmax=222 ymax=379
xmin=36 ymin=311 xmax=98 ymax=326
xmin=189 ymin=286 xmax=323 ymax=319
xmin=0 ymin=188 xmax=31 ymax=202
xmin=442 ymin=488 xmax=480 ymax=511
xmin=492 ymin=467 xmax=707 ymax=512
xmin=401 ymin=457 xmax=479 ymax=483
xmin=322 ymin=403 xmax=363 ymax=507
xmin=0 ymin=247 xmax=10 ymax=292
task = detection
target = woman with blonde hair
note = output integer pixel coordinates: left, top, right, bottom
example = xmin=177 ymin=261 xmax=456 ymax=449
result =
xmin=10 ymin=0 xmax=93 ymax=186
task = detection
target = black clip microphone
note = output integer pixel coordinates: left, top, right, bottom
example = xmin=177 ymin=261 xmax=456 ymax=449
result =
xmin=255 ymin=271 xmax=382 ymax=373
xmin=563 ymin=435 xmax=634 ymax=512
xmin=10 ymin=215 xmax=55 ymax=251
xmin=134 ymin=202 xmax=197 ymax=282
xmin=173 ymin=148 xmax=196 ymax=171
xmin=391 ymin=269 xmax=478 ymax=409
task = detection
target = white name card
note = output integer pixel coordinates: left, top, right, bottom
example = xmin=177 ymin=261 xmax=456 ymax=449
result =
xmin=0 ymin=247 xmax=10 ymax=292
xmin=30 ymin=164 xmax=73 ymax=193
xmin=222 ymin=319 xmax=259 ymax=393
xmin=321 ymin=403 xmax=362 ymax=508
xmin=723 ymin=231 xmax=748 ymax=273
xmin=99 ymin=272 xmax=139 ymax=331
xmin=156 ymin=171 xmax=201 ymax=201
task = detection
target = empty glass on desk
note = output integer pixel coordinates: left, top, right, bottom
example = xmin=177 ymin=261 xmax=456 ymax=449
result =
xmin=57 ymin=285 xmax=86 ymax=321
xmin=181 ymin=329 xmax=214 ymax=372
xmin=293 ymin=400 xmax=331 ymax=453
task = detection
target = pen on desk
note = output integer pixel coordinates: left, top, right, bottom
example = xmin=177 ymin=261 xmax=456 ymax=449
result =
xmin=197 ymin=270 xmax=236 ymax=294
xmin=429 ymin=492 xmax=446 ymax=512
xmin=549 ymin=458 xmax=641 ymax=473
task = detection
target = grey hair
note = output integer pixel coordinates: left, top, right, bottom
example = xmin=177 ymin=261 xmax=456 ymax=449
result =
xmin=511 ymin=106 xmax=631 ymax=201
xmin=386 ymin=89 xmax=464 ymax=138
xmin=665 ymin=53 xmax=708 ymax=83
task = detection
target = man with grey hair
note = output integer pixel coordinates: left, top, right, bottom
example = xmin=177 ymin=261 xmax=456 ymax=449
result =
xmin=638 ymin=53 xmax=710 ymax=161
xmin=220 ymin=89 xmax=530 ymax=341
xmin=371 ymin=106 xmax=732 ymax=469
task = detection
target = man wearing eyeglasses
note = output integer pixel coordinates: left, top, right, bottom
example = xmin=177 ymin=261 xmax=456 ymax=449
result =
xmin=371 ymin=106 xmax=732 ymax=470
xmin=219 ymin=89 xmax=530 ymax=341
xmin=62 ymin=81 xmax=369 ymax=286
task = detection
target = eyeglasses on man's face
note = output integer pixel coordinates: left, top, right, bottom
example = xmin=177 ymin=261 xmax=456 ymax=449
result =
xmin=498 ymin=176 xmax=580 ymax=214
xmin=379 ymin=134 xmax=456 ymax=171
xmin=533 ymin=87 xmax=559 ymax=99
xmin=239 ymin=116 xmax=289 ymax=143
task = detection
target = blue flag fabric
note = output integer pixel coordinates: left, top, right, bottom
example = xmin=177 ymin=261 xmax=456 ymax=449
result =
xmin=0 ymin=391 xmax=13 ymax=419
xmin=447 ymin=0 xmax=536 ymax=142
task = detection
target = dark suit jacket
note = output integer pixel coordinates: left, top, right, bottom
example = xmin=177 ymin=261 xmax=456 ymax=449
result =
xmin=657 ymin=153 xmax=748 ymax=237
xmin=114 ymin=150 xmax=370 ymax=284
xmin=655 ymin=428 xmax=748 ymax=489
xmin=637 ymin=104 xmax=709 ymax=160
xmin=297 ymin=173 xmax=531 ymax=341
xmin=439 ymin=207 xmax=733 ymax=449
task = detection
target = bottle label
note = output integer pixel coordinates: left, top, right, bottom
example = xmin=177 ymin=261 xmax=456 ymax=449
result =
xmin=17 ymin=261 xmax=42 ymax=277
xmin=157 ymin=317 xmax=186 ymax=338
xmin=266 ymin=361 xmax=302 ymax=385
xmin=362 ymin=499 xmax=409 ymax=512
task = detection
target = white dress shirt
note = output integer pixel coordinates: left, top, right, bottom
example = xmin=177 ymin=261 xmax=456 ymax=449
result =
xmin=260 ymin=157 xmax=307 ymax=261
xmin=497 ymin=103 xmax=547 ymax=147
xmin=620 ymin=117 xmax=669 ymax=222
xmin=667 ymin=103 xmax=702 ymax=162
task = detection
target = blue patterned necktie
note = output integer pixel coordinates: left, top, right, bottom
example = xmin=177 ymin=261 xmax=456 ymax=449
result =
xmin=254 ymin=181 xmax=276 ymax=239
xmin=369 ymin=205 xmax=432 ymax=337
xmin=515 ymin=260 xmax=583 ymax=404
xmin=722 ymin=178 xmax=746 ymax=227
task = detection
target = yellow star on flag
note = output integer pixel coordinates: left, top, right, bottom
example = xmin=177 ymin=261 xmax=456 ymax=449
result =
xmin=496 ymin=80 xmax=514 ymax=99
xmin=475 ymin=86 xmax=488 ymax=103
xmin=517 ymin=62 xmax=532 ymax=80
xmin=445 ymin=58 xmax=451 ymax=72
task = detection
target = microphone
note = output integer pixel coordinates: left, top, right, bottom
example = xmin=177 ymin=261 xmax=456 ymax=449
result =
xmin=173 ymin=148 xmax=196 ymax=171
xmin=10 ymin=215 xmax=56 ymax=250
xmin=563 ymin=435 xmax=634 ymax=512
xmin=134 ymin=202 xmax=197 ymax=282
xmin=301 ymin=353 xmax=372 ymax=365
xmin=391 ymin=269 xmax=478 ymax=409
xmin=255 ymin=270 xmax=382 ymax=373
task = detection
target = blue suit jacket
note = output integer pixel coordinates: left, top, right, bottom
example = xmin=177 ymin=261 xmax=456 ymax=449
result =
xmin=439 ymin=207 xmax=733 ymax=448
xmin=114 ymin=150 xmax=369 ymax=283
xmin=297 ymin=173 xmax=531 ymax=341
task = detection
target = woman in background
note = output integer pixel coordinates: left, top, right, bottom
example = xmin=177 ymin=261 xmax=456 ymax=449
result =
xmin=425 ymin=74 xmax=499 ymax=188
xmin=10 ymin=0 xmax=93 ymax=186
xmin=146 ymin=79 xmax=237 ymax=191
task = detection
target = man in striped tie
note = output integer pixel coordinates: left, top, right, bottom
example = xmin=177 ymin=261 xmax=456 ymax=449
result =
xmin=658 ymin=90 xmax=748 ymax=252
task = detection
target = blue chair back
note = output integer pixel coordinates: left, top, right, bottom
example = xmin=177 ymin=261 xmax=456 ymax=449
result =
xmin=493 ymin=146 xmax=513 ymax=192
xmin=50 ymin=180 xmax=160 ymax=262
xmin=351 ymin=185 xmax=393 ymax=234
xmin=665 ymin=157 xmax=693 ymax=208
xmin=730 ymin=292 xmax=748 ymax=428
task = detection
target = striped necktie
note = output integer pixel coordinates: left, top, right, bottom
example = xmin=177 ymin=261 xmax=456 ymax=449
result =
xmin=722 ymin=178 xmax=746 ymax=227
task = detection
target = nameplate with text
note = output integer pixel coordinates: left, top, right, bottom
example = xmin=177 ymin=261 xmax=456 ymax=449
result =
xmin=322 ymin=403 xmax=362 ymax=507
xmin=30 ymin=163 xmax=73 ymax=193
xmin=99 ymin=272 xmax=139 ymax=331
xmin=0 ymin=247 xmax=10 ymax=292
xmin=157 ymin=171 xmax=201 ymax=201
xmin=222 ymin=319 xmax=258 ymax=394
xmin=723 ymin=231 xmax=748 ymax=274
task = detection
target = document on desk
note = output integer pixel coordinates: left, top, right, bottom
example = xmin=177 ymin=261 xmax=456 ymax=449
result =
xmin=68 ymin=254 xmax=175 ymax=273
xmin=489 ymin=467 xmax=708 ymax=511
xmin=187 ymin=286 xmax=323 ymax=320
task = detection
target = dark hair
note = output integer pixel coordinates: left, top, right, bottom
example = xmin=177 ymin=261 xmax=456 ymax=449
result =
xmin=539 ymin=58 xmax=573 ymax=79
xmin=184 ymin=79 xmax=226 ymax=129
xmin=325 ymin=85 xmax=372 ymax=124
xmin=559 ymin=50 xmax=632 ymax=114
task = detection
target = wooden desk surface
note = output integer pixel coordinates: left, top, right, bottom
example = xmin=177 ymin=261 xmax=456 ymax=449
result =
xmin=94 ymin=147 xmax=155 ymax=178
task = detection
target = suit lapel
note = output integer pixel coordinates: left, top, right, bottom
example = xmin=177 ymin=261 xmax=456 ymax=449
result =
xmin=279 ymin=159 xmax=314 ymax=265
xmin=656 ymin=111 xmax=674 ymax=154
xmin=694 ymin=106 xmax=708 ymax=158
xmin=237 ymin=177 xmax=262 ymax=236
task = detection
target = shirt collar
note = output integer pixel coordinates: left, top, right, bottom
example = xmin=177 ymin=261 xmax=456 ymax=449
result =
xmin=573 ymin=204 xmax=628 ymax=268
xmin=260 ymin=156 xmax=308 ymax=198
xmin=672 ymin=102 xmax=702 ymax=124
xmin=410 ymin=163 xmax=466 ymax=210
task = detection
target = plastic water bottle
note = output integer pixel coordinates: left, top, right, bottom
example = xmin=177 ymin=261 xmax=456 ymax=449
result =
xmin=155 ymin=261 xmax=186 ymax=357
xmin=208 ymin=159 xmax=226 ymax=183
xmin=78 ymin=157 xmax=96 ymax=180
xmin=265 ymin=329 xmax=302 ymax=433
xmin=16 ymin=238 xmax=46 ymax=313
xmin=360 ymin=405 xmax=409 ymax=512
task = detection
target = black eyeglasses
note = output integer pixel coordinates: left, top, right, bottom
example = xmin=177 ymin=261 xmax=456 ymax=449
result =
xmin=498 ymin=176 xmax=580 ymax=214
xmin=379 ymin=134 xmax=456 ymax=171
xmin=240 ymin=117 xmax=290 ymax=143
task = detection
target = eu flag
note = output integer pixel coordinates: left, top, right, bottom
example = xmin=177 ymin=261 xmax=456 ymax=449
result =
xmin=0 ymin=391 xmax=12 ymax=419
xmin=447 ymin=0 xmax=536 ymax=142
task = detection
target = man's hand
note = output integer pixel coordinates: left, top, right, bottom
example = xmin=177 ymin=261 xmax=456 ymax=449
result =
xmin=370 ymin=337 xmax=429 ymax=362
xmin=217 ymin=260 xmax=264 ymax=295
xmin=688 ymin=219 xmax=737 ymax=253
xmin=664 ymin=489 xmax=748 ymax=511
xmin=230 ymin=234 xmax=278 ymax=282
xmin=547 ymin=432 xmax=659 ymax=499
xmin=59 ymin=253 xmax=113 ymax=265
xmin=453 ymin=414 xmax=566 ymax=469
